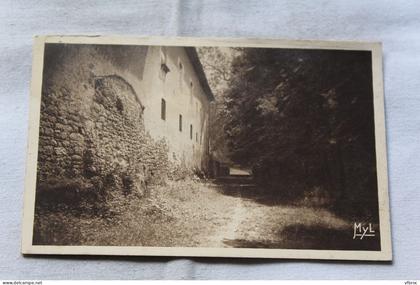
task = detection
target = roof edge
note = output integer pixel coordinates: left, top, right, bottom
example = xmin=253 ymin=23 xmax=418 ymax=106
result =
xmin=185 ymin=47 xmax=215 ymax=101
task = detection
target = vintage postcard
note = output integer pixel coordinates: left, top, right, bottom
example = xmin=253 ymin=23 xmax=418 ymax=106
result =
xmin=22 ymin=36 xmax=391 ymax=260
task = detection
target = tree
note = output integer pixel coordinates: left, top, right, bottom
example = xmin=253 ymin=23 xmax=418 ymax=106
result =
xmin=222 ymin=47 xmax=378 ymax=217
xmin=197 ymin=47 xmax=238 ymax=163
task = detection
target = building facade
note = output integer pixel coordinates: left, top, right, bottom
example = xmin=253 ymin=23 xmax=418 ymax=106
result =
xmin=137 ymin=46 xmax=214 ymax=170
xmin=37 ymin=44 xmax=214 ymax=191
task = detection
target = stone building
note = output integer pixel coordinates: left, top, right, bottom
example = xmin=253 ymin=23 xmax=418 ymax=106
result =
xmin=36 ymin=44 xmax=214 ymax=195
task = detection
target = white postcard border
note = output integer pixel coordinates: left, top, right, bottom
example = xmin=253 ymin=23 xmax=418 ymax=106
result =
xmin=21 ymin=35 xmax=392 ymax=261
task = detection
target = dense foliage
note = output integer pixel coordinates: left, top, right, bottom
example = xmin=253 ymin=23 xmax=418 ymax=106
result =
xmin=223 ymin=48 xmax=378 ymax=218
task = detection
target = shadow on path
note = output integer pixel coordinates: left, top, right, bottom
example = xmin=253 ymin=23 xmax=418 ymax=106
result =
xmin=223 ymin=223 xmax=381 ymax=250
xmin=211 ymin=175 xmax=303 ymax=207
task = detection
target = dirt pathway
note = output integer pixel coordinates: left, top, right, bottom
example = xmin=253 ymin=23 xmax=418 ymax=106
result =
xmin=206 ymin=192 xmax=246 ymax=247
xmin=191 ymin=177 xmax=378 ymax=250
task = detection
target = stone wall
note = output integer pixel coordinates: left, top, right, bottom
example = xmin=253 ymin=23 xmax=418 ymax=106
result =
xmin=36 ymin=44 xmax=171 ymax=199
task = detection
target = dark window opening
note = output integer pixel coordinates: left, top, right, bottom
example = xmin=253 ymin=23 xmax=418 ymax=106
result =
xmin=179 ymin=114 xmax=182 ymax=132
xmin=161 ymin=63 xmax=170 ymax=75
xmin=190 ymin=124 xmax=193 ymax=140
xmin=178 ymin=60 xmax=184 ymax=91
xmin=189 ymin=81 xmax=194 ymax=103
xmin=161 ymin=99 xmax=166 ymax=121
xmin=160 ymin=48 xmax=169 ymax=81
xmin=196 ymin=132 xmax=198 ymax=142
xmin=159 ymin=48 xmax=170 ymax=81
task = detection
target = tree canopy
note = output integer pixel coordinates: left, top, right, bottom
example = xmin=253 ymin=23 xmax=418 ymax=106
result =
xmin=221 ymin=47 xmax=378 ymax=216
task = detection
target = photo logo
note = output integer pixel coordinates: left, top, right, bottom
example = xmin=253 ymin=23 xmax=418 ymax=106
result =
xmin=353 ymin=222 xmax=375 ymax=240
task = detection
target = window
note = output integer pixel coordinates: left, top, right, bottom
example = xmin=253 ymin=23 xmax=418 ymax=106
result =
xmin=189 ymin=81 xmax=194 ymax=103
xmin=161 ymin=99 xmax=166 ymax=120
xmin=190 ymin=124 xmax=193 ymax=140
xmin=178 ymin=58 xmax=184 ymax=91
xmin=179 ymin=114 xmax=182 ymax=132
xmin=160 ymin=63 xmax=170 ymax=81
xmin=196 ymin=132 xmax=198 ymax=142
xmin=159 ymin=48 xmax=170 ymax=81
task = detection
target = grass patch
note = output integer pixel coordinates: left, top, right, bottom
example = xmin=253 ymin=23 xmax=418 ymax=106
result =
xmin=33 ymin=178 xmax=229 ymax=247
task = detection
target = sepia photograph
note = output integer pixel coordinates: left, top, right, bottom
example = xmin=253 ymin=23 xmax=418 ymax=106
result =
xmin=22 ymin=36 xmax=391 ymax=260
